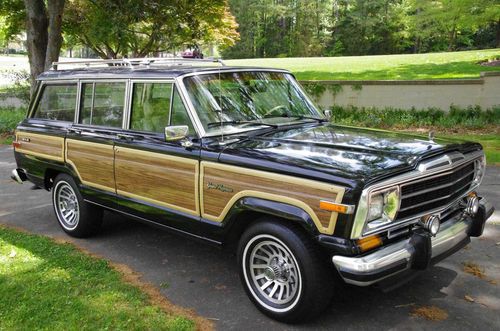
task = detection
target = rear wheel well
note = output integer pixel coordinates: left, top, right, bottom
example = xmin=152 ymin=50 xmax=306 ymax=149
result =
xmin=44 ymin=169 xmax=61 ymax=190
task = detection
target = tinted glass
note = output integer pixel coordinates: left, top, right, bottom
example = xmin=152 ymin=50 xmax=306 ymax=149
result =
xmin=130 ymin=83 xmax=171 ymax=133
xmin=170 ymin=87 xmax=195 ymax=134
xmin=80 ymin=82 xmax=125 ymax=127
xmin=32 ymin=84 xmax=77 ymax=121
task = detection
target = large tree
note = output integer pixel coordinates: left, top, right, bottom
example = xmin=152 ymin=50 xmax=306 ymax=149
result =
xmin=64 ymin=0 xmax=239 ymax=59
xmin=23 ymin=0 xmax=66 ymax=93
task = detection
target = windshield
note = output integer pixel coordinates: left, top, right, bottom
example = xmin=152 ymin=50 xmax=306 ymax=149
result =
xmin=182 ymin=71 xmax=322 ymax=135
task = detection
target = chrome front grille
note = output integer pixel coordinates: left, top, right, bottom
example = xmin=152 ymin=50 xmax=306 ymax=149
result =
xmin=397 ymin=161 xmax=475 ymax=220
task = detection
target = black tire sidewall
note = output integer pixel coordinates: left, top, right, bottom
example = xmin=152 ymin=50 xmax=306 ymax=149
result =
xmin=237 ymin=221 xmax=332 ymax=322
xmin=52 ymin=173 xmax=102 ymax=237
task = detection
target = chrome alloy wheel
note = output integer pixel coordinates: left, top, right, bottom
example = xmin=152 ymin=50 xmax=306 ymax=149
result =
xmin=243 ymin=234 xmax=302 ymax=312
xmin=54 ymin=181 xmax=80 ymax=230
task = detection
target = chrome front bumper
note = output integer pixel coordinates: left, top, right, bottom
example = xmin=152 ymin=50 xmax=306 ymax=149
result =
xmin=332 ymin=198 xmax=493 ymax=287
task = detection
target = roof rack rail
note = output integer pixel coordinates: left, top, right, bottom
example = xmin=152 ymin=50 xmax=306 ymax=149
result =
xmin=50 ymin=57 xmax=226 ymax=70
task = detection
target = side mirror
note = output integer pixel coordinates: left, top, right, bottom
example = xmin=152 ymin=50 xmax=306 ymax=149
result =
xmin=165 ymin=125 xmax=188 ymax=141
xmin=323 ymin=109 xmax=332 ymax=121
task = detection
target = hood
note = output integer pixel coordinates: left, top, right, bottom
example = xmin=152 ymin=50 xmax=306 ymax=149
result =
xmin=217 ymin=123 xmax=481 ymax=189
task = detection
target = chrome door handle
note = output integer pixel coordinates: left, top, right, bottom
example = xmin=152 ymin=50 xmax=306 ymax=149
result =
xmin=67 ymin=128 xmax=82 ymax=135
xmin=117 ymin=133 xmax=135 ymax=141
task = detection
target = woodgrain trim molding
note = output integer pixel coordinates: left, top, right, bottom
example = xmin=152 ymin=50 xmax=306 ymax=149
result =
xmin=114 ymin=146 xmax=200 ymax=216
xmin=200 ymin=161 xmax=346 ymax=235
xmin=14 ymin=131 xmax=64 ymax=162
xmin=65 ymin=139 xmax=116 ymax=193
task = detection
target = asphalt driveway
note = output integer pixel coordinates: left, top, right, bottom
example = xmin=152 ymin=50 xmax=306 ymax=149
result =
xmin=1 ymin=144 xmax=499 ymax=330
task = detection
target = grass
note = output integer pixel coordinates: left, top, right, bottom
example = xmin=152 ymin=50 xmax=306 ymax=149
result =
xmin=437 ymin=134 xmax=500 ymax=165
xmin=225 ymin=49 xmax=500 ymax=80
xmin=0 ymin=226 xmax=195 ymax=330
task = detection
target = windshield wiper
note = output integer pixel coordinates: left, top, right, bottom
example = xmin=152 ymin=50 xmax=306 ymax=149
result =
xmin=294 ymin=115 xmax=327 ymax=123
xmin=264 ymin=113 xmax=327 ymax=123
xmin=207 ymin=120 xmax=278 ymax=129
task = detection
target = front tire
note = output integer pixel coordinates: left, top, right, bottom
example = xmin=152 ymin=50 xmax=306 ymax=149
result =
xmin=237 ymin=220 xmax=333 ymax=323
xmin=52 ymin=173 xmax=102 ymax=238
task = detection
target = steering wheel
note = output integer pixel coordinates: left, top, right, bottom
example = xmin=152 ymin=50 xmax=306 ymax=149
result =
xmin=263 ymin=105 xmax=288 ymax=117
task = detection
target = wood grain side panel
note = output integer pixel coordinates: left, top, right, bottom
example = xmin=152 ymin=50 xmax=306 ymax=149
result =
xmin=66 ymin=139 xmax=115 ymax=192
xmin=201 ymin=162 xmax=345 ymax=235
xmin=115 ymin=147 xmax=198 ymax=215
xmin=15 ymin=132 xmax=64 ymax=161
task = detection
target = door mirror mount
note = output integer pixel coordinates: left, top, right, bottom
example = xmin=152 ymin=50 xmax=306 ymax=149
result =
xmin=165 ymin=125 xmax=189 ymax=141
xmin=323 ymin=109 xmax=332 ymax=121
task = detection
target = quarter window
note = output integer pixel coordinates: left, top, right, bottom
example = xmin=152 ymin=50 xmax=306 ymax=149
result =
xmin=80 ymin=82 xmax=125 ymax=127
xmin=32 ymin=84 xmax=77 ymax=121
xmin=130 ymin=83 xmax=172 ymax=133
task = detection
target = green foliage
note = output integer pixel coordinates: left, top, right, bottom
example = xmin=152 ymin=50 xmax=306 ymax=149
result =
xmin=223 ymin=0 xmax=500 ymax=59
xmin=0 ymin=227 xmax=195 ymax=330
xmin=0 ymin=106 xmax=25 ymax=135
xmin=328 ymin=105 xmax=500 ymax=129
xmin=0 ymin=0 xmax=24 ymax=47
xmin=64 ymin=0 xmax=239 ymax=58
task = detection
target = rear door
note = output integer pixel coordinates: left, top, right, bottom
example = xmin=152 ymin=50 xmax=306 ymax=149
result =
xmin=113 ymin=80 xmax=201 ymax=227
xmin=65 ymin=80 xmax=128 ymax=206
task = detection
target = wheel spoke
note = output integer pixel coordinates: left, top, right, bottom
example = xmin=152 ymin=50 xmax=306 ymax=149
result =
xmin=269 ymin=282 xmax=279 ymax=298
xmin=278 ymin=284 xmax=284 ymax=301
xmin=251 ymin=264 xmax=268 ymax=269
xmin=254 ymin=253 xmax=270 ymax=262
xmin=260 ymin=280 xmax=273 ymax=291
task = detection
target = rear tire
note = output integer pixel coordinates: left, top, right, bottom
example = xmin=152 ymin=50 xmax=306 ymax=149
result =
xmin=237 ymin=220 xmax=333 ymax=323
xmin=52 ymin=173 xmax=102 ymax=238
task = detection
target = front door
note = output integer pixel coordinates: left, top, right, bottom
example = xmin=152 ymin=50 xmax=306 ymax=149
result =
xmin=113 ymin=81 xmax=201 ymax=226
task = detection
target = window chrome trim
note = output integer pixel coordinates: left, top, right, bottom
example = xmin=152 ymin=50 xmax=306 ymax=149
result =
xmin=350 ymin=149 xmax=484 ymax=239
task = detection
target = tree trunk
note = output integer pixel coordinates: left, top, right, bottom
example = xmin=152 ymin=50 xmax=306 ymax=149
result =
xmin=45 ymin=0 xmax=65 ymax=70
xmin=24 ymin=0 xmax=65 ymax=97
xmin=24 ymin=0 xmax=48 ymax=95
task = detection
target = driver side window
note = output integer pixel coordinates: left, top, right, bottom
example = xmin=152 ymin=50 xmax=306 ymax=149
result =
xmin=170 ymin=87 xmax=195 ymax=135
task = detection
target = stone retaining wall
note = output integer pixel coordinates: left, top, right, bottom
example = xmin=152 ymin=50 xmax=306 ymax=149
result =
xmin=300 ymin=72 xmax=500 ymax=111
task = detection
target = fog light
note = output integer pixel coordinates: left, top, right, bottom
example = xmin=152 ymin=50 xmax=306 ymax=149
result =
xmin=466 ymin=195 xmax=480 ymax=216
xmin=420 ymin=215 xmax=441 ymax=236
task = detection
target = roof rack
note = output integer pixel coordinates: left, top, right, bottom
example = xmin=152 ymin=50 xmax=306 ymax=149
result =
xmin=50 ymin=57 xmax=226 ymax=70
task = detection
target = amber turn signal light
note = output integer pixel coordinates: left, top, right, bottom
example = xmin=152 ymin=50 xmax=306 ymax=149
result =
xmin=319 ymin=200 xmax=354 ymax=214
xmin=356 ymin=235 xmax=383 ymax=252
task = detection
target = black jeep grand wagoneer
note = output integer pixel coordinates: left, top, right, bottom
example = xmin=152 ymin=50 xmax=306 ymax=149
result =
xmin=11 ymin=58 xmax=494 ymax=322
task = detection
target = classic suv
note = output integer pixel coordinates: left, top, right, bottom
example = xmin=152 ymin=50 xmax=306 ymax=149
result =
xmin=11 ymin=58 xmax=494 ymax=322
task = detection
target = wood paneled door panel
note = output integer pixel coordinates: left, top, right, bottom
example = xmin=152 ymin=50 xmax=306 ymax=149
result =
xmin=65 ymin=139 xmax=115 ymax=192
xmin=114 ymin=146 xmax=199 ymax=216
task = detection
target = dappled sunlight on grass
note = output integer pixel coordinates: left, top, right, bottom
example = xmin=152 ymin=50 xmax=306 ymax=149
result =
xmin=0 ymin=227 xmax=195 ymax=330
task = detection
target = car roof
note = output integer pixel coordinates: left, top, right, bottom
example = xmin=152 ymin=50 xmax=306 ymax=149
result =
xmin=37 ymin=66 xmax=291 ymax=81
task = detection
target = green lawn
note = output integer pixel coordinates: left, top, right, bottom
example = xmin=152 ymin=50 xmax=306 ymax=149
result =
xmin=0 ymin=227 xmax=195 ymax=330
xmin=436 ymin=134 xmax=500 ymax=165
xmin=226 ymin=49 xmax=500 ymax=80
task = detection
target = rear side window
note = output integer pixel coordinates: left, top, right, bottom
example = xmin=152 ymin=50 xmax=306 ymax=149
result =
xmin=130 ymin=83 xmax=172 ymax=133
xmin=80 ymin=82 xmax=125 ymax=127
xmin=32 ymin=84 xmax=77 ymax=121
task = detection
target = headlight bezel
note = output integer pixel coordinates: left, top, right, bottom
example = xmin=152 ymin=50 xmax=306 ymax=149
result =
xmin=365 ymin=186 xmax=401 ymax=231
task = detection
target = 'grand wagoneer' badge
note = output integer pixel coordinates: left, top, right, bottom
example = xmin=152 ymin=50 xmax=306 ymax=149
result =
xmin=207 ymin=182 xmax=234 ymax=193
